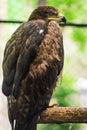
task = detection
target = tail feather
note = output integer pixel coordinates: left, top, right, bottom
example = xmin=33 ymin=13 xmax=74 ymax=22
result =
xmin=15 ymin=116 xmax=38 ymax=130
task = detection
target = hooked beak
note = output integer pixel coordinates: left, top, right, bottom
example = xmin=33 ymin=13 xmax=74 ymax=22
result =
xmin=48 ymin=13 xmax=66 ymax=24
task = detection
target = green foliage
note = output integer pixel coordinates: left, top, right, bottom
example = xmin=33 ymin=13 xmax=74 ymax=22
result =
xmin=72 ymin=28 xmax=87 ymax=51
xmin=38 ymin=123 xmax=82 ymax=130
xmin=8 ymin=0 xmax=27 ymax=20
xmin=54 ymin=74 xmax=76 ymax=107
xmin=8 ymin=0 xmax=37 ymax=20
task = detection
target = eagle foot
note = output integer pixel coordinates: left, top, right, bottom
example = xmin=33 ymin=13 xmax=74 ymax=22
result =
xmin=48 ymin=103 xmax=58 ymax=108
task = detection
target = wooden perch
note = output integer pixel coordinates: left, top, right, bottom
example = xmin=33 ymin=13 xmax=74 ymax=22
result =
xmin=38 ymin=107 xmax=87 ymax=124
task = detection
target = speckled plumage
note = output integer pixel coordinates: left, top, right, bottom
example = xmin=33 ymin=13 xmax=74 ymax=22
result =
xmin=2 ymin=6 xmax=65 ymax=130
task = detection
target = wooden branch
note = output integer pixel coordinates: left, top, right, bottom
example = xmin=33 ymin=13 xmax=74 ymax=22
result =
xmin=38 ymin=107 xmax=87 ymax=124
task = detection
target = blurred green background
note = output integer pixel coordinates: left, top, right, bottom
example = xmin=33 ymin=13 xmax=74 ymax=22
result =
xmin=0 ymin=0 xmax=87 ymax=130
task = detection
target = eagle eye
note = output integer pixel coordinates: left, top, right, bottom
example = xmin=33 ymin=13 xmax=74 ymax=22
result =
xmin=49 ymin=12 xmax=54 ymax=16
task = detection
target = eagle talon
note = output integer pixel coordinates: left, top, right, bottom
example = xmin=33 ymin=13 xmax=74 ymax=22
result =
xmin=48 ymin=103 xmax=58 ymax=108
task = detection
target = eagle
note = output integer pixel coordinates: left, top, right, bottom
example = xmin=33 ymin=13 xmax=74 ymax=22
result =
xmin=2 ymin=6 xmax=66 ymax=130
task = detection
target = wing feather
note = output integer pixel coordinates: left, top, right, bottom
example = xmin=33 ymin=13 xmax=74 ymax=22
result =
xmin=2 ymin=20 xmax=46 ymax=96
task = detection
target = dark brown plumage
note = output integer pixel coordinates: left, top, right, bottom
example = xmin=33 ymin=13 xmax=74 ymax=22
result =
xmin=2 ymin=6 xmax=66 ymax=130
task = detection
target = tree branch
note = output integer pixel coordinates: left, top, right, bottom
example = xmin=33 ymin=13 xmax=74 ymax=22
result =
xmin=38 ymin=107 xmax=87 ymax=124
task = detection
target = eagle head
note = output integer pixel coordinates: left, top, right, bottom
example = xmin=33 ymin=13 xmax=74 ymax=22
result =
xmin=28 ymin=6 xmax=66 ymax=24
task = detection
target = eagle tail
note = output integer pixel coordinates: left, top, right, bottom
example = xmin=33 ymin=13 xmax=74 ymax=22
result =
xmin=15 ymin=116 xmax=38 ymax=130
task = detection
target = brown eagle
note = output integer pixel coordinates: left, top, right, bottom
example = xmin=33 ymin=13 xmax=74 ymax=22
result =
xmin=2 ymin=6 xmax=66 ymax=130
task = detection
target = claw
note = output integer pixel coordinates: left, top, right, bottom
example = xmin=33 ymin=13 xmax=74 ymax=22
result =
xmin=48 ymin=103 xmax=58 ymax=108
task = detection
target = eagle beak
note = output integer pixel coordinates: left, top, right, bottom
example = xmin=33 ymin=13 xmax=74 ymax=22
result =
xmin=58 ymin=13 xmax=66 ymax=23
xmin=48 ymin=13 xmax=66 ymax=24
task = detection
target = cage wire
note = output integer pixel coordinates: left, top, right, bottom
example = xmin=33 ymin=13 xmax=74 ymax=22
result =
xmin=0 ymin=20 xmax=87 ymax=27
